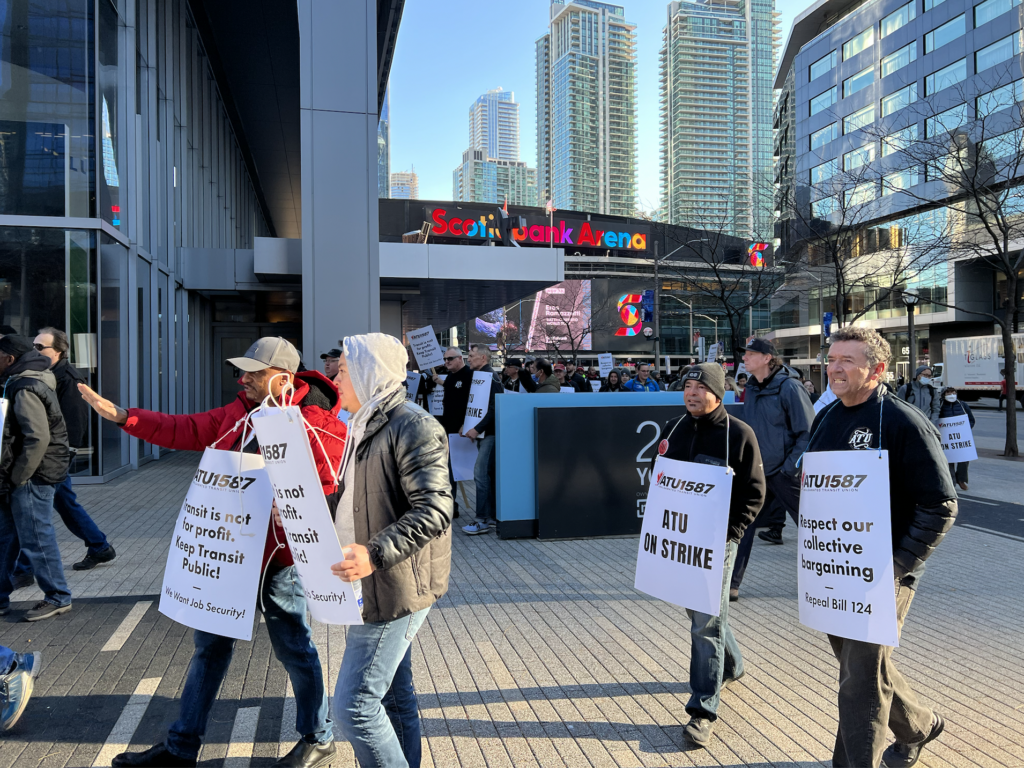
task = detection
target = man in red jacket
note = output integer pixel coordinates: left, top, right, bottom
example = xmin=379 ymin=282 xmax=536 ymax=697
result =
xmin=78 ymin=337 xmax=345 ymax=768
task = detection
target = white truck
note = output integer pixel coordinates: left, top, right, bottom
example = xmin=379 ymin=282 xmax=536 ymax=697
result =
xmin=942 ymin=334 xmax=1024 ymax=404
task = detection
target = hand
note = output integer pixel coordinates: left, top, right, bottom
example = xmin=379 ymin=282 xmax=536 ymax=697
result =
xmin=331 ymin=543 xmax=375 ymax=581
xmin=77 ymin=383 xmax=128 ymax=425
xmin=465 ymin=428 xmax=479 ymax=440
xmin=271 ymin=500 xmax=282 ymax=528
xmin=432 ymin=373 xmax=441 ymax=383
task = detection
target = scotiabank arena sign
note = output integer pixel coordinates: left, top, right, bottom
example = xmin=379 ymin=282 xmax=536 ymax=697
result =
xmin=429 ymin=207 xmax=649 ymax=252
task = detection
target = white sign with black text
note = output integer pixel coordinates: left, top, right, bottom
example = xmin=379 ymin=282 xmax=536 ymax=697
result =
xmin=408 ymin=326 xmax=444 ymax=370
xmin=405 ymin=371 xmax=421 ymax=402
xmin=429 ymin=375 xmax=445 ymax=416
xmin=937 ymin=415 xmax=977 ymax=462
xmin=159 ymin=448 xmax=274 ymax=641
xmin=634 ymin=457 xmax=733 ymax=616
xmin=598 ymin=353 xmax=614 ymax=378
xmin=250 ymin=406 xmax=363 ymax=625
xmin=462 ymin=371 xmax=493 ymax=435
xmin=798 ymin=450 xmax=899 ymax=646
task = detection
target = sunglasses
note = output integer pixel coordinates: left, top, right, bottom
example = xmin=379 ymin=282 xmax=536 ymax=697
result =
xmin=33 ymin=344 xmax=53 ymax=351
xmin=443 ymin=356 xmax=459 ymax=362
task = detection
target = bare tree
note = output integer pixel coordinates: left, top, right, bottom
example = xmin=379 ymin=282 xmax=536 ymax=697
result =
xmin=643 ymin=203 xmax=785 ymax=371
xmin=529 ymin=280 xmax=594 ymax=365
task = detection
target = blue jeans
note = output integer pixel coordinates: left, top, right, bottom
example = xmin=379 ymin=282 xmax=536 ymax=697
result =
xmin=335 ymin=607 xmax=429 ymax=768
xmin=0 ymin=644 xmax=14 ymax=674
xmin=14 ymin=474 xmax=109 ymax=577
xmin=0 ymin=481 xmax=71 ymax=609
xmin=165 ymin=565 xmax=331 ymax=760
xmin=686 ymin=540 xmax=741 ymax=721
xmin=473 ymin=435 xmax=496 ymax=524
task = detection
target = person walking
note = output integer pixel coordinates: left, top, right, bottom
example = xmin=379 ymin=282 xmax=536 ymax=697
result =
xmin=80 ymin=337 xmax=345 ymax=768
xmin=10 ymin=329 xmax=115 ymax=582
xmin=897 ymin=365 xmax=941 ymax=426
xmin=461 ymin=345 xmax=503 ymax=536
xmin=808 ymin=326 xmax=955 ymax=768
xmin=0 ymin=645 xmax=41 ymax=731
xmin=729 ymin=338 xmax=814 ymax=599
xmin=328 ymin=333 xmax=452 ymax=768
xmin=657 ymin=364 xmax=765 ymax=747
xmin=424 ymin=348 xmax=473 ymax=518
xmin=939 ymin=387 xmax=975 ymax=491
xmin=0 ymin=336 xmax=73 ymax=622
xmin=998 ymin=369 xmax=1007 ymax=411
xmin=533 ymin=359 xmax=560 ymax=393
xmin=599 ymin=370 xmax=625 ymax=392
xmin=623 ymin=362 xmax=660 ymax=392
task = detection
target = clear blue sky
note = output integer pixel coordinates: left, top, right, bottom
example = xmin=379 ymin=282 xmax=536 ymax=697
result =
xmin=388 ymin=0 xmax=808 ymax=210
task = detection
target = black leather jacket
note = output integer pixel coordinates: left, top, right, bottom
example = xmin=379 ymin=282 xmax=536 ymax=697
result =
xmin=343 ymin=390 xmax=453 ymax=623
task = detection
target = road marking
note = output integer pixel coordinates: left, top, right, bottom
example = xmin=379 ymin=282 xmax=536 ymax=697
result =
xmin=92 ymin=677 xmax=161 ymax=767
xmin=224 ymin=706 xmax=261 ymax=768
xmin=279 ymin=678 xmax=297 ymax=757
xmin=959 ymin=496 xmax=999 ymax=506
xmin=958 ymin=524 xmax=1024 ymax=542
xmin=101 ymin=601 xmax=153 ymax=652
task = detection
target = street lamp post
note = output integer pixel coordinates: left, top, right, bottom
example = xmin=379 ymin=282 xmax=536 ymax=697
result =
xmin=653 ymin=238 xmax=708 ymax=371
xmin=902 ymin=289 xmax=920 ymax=379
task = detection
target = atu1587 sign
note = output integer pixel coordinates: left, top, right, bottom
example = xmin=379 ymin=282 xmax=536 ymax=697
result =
xmin=250 ymin=406 xmax=363 ymax=625
xmin=159 ymin=448 xmax=274 ymax=641
xmin=797 ymin=450 xmax=899 ymax=646
xmin=634 ymin=458 xmax=733 ymax=616
xmin=937 ymin=415 xmax=978 ymax=462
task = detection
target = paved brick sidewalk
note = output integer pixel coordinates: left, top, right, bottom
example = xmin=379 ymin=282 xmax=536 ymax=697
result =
xmin=3 ymin=451 xmax=1022 ymax=767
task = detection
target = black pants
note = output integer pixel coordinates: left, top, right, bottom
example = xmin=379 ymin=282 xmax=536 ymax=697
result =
xmin=948 ymin=462 xmax=969 ymax=485
xmin=828 ymin=583 xmax=933 ymax=767
xmin=730 ymin=471 xmax=801 ymax=590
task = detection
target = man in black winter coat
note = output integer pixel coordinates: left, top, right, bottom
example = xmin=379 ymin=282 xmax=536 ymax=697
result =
xmin=423 ymin=347 xmax=474 ymax=518
xmin=460 ymin=345 xmax=504 ymax=535
xmin=808 ymin=326 xmax=955 ymax=768
xmin=11 ymin=329 xmax=115 ymax=579
xmin=656 ymin=364 xmax=766 ymax=748
xmin=0 ymin=336 xmax=73 ymax=622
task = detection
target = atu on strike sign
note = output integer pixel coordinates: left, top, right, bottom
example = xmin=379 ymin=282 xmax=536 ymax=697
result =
xmin=634 ymin=457 xmax=733 ymax=616
xmin=938 ymin=415 xmax=978 ymax=462
xmin=798 ymin=450 xmax=899 ymax=646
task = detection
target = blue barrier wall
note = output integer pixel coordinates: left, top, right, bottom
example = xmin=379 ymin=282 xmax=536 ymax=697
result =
xmin=494 ymin=392 xmax=689 ymax=537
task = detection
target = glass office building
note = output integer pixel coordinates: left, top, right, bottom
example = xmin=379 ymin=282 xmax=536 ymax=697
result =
xmin=0 ymin=0 xmax=270 ymax=479
xmin=772 ymin=0 xmax=1023 ymax=379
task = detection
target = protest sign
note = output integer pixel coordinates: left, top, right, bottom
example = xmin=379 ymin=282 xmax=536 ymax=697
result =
xmin=560 ymin=386 xmax=575 ymax=394
xmin=938 ymin=415 xmax=978 ymax=462
xmin=159 ymin=448 xmax=273 ymax=640
xmin=429 ymin=375 xmax=445 ymax=416
xmin=598 ymin=353 xmax=614 ymax=378
xmin=589 ymin=380 xmax=601 ymax=392
xmin=798 ymin=450 xmax=899 ymax=646
xmin=250 ymin=407 xmax=363 ymax=625
xmin=462 ymin=371 xmax=493 ymax=435
xmin=405 ymin=371 xmax=421 ymax=402
xmin=408 ymin=326 xmax=444 ymax=370
xmin=634 ymin=457 xmax=733 ymax=616
xmin=449 ymin=434 xmax=478 ymax=482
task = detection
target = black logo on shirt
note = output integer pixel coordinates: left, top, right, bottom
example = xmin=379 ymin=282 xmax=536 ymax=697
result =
xmin=848 ymin=427 xmax=873 ymax=450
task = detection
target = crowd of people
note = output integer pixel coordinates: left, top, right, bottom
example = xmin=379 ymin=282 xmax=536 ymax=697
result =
xmin=0 ymin=324 xmax=975 ymax=768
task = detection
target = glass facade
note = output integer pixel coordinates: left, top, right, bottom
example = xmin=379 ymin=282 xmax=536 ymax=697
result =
xmin=1 ymin=0 xmax=269 ymax=478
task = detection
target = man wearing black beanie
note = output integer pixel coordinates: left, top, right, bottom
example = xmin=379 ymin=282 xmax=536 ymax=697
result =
xmin=656 ymin=363 xmax=765 ymax=748
xmin=0 ymin=336 xmax=73 ymax=622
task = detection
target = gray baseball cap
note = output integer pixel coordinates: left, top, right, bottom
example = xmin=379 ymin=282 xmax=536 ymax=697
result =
xmin=227 ymin=337 xmax=301 ymax=373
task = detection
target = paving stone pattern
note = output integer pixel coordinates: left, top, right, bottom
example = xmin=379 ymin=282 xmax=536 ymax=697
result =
xmin=2 ymin=451 xmax=1022 ymax=767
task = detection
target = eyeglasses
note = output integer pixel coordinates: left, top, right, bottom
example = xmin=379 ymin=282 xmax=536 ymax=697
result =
xmin=33 ymin=344 xmax=53 ymax=352
xmin=443 ymin=356 xmax=459 ymax=362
